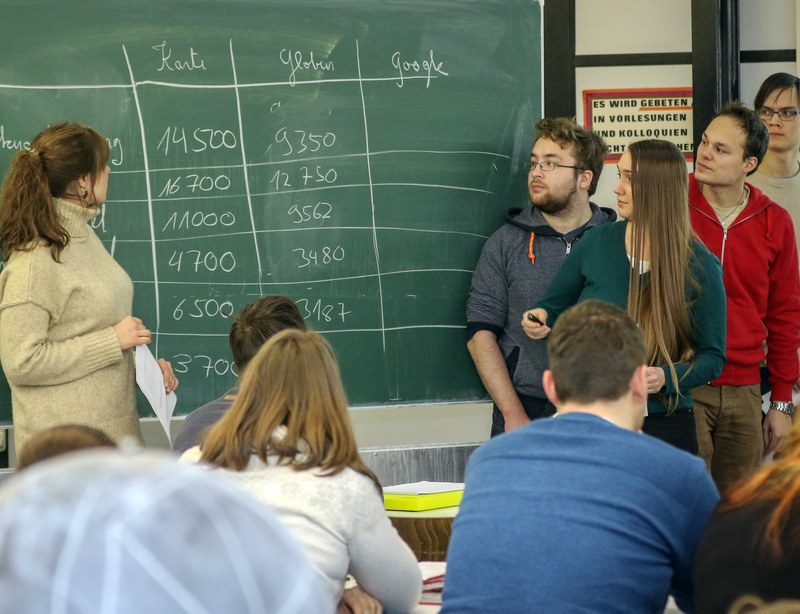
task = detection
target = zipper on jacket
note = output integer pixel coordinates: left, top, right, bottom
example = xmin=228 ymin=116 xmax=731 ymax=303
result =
xmin=720 ymin=227 xmax=728 ymax=267
xmin=564 ymin=239 xmax=573 ymax=255
xmin=690 ymin=202 xmax=768 ymax=269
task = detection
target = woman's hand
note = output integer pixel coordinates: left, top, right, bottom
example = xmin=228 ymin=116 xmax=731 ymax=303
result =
xmin=337 ymin=586 xmax=383 ymax=614
xmin=521 ymin=308 xmax=550 ymax=340
xmin=112 ymin=316 xmax=151 ymax=350
xmin=157 ymin=358 xmax=179 ymax=394
xmin=645 ymin=367 xmax=666 ymax=393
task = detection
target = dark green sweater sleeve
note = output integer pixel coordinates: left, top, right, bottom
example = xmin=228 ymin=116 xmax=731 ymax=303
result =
xmin=534 ymin=241 xmax=589 ymax=324
xmin=535 ymin=223 xmax=630 ymax=322
xmin=658 ymin=244 xmax=727 ymax=396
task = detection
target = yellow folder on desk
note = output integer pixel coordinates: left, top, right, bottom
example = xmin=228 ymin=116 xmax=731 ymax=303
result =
xmin=383 ymin=481 xmax=464 ymax=511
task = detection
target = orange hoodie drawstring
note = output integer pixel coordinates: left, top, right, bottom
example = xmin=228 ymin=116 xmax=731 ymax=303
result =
xmin=528 ymin=231 xmax=536 ymax=265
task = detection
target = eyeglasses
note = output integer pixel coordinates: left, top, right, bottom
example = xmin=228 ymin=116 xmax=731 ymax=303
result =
xmin=525 ymin=161 xmax=585 ymax=173
xmin=757 ymin=107 xmax=799 ymax=121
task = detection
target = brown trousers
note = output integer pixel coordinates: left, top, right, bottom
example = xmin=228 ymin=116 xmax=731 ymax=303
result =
xmin=692 ymin=383 xmax=763 ymax=495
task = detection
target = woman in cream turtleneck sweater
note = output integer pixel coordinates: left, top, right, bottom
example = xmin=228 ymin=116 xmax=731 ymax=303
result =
xmin=0 ymin=122 xmax=178 ymax=453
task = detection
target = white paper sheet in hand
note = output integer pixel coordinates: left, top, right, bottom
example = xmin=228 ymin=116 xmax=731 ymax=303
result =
xmin=135 ymin=345 xmax=177 ymax=445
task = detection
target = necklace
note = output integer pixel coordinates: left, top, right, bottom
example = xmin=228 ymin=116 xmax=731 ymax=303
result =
xmin=712 ymin=187 xmax=748 ymax=228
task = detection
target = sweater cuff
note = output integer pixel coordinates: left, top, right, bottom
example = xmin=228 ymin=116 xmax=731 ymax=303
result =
xmin=769 ymin=382 xmax=795 ymax=403
xmin=83 ymin=328 xmax=123 ymax=372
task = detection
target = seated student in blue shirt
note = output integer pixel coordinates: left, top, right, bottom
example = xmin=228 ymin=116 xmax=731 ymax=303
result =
xmin=442 ymin=300 xmax=719 ymax=614
xmin=173 ymin=295 xmax=306 ymax=455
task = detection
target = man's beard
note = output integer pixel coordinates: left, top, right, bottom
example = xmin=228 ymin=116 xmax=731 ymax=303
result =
xmin=530 ymin=185 xmax=576 ymax=215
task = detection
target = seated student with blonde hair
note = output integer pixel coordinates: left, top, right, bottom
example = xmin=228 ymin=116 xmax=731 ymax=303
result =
xmin=181 ymin=329 xmax=422 ymax=613
xmin=694 ymin=419 xmax=800 ymax=613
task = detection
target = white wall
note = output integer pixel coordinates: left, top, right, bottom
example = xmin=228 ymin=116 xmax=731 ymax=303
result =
xmin=574 ymin=0 xmax=691 ymax=56
xmin=739 ymin=0 xmax=797 ymax=104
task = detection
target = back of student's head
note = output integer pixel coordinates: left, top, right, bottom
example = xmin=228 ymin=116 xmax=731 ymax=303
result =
xmin=16 ymin=423 xmax=115 ymax=470
xmin=754 ymin=72 xmax=800 ymax=111
xmin=203 ymin=329 xmax=379 ymax=489
xmin=0 ymin=449 xmax=329 ymax=613
xmin=547 ymin=300 xmax=646 ymax=404
xmin=229 ymin=295 xmax=307 ymax=371
xmin=713 ymin=101 xmax=769 ymax=172
xmin=535 ymin=117 xmax=607 ymax=195
xmin=0 ymin=122 xmax=110 ymax=261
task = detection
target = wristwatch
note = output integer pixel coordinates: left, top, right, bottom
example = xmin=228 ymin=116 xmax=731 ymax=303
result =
xmin=769 ymin=401 xmax=796 ymax=417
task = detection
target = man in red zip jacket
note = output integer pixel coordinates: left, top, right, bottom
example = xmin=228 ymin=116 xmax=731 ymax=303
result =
xmin=690 ymin=101 xmax=800 ymax=493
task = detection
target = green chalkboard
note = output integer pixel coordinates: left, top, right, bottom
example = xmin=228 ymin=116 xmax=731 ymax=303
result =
xmin=0 ymin=0 xmax=542 ymax=424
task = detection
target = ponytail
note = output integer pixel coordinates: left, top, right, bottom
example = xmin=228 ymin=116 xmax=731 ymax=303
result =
xmin=0 ymin=122 xmax=109 ymax=261
xmin=0 ymin=147 xmax=68 ymax=261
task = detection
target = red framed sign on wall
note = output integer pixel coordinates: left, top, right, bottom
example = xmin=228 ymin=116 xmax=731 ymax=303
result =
xmin=583 ymin=87 xmax=693 ymax=163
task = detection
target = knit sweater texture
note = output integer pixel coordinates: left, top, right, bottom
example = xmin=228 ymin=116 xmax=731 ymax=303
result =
xmin=180 ymin=445 xmax=423 ymax=612
xmin=0 ymin=198 xmax=141 ymax=450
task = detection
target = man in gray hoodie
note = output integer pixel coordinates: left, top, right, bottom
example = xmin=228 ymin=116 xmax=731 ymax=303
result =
xmin=467 ymin=117 xmax=615 ymax=436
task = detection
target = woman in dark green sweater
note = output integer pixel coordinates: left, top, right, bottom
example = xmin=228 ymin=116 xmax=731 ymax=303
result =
xmin=522 ymin=139 xmax=726 ymax=453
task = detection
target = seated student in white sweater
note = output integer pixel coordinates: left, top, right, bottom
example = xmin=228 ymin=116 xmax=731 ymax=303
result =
xmin=181 ymin=329 xmax=422 ymax=613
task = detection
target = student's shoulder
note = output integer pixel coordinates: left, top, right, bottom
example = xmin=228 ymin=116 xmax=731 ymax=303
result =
xmin=0 ymin=246 xmax=65 ymax=308
xmin=177 ymin=445 xmax=204 ymax=464
xmin=582 ymin=218 xmax=625 ymax=241
xmin=569 ymin=220 xmax=625 ymax=256
xmin=632 ymin=435 xmax=716 ymax=493
xmin=690 ymin=238 xmax=722 ymax=271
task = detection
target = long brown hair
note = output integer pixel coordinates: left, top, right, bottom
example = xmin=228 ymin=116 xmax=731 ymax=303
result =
xmin=626 ymin=139 xmax=696 ymax=407
xmin=200 ymin=329 xmax=380 ymax=492
xmin=721 ymin=423 xmax=800 ymax=563
xmin=0 ymin=122 xmax=109 ymax=261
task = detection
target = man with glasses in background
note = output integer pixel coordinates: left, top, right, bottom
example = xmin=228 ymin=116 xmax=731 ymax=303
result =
xmin=748 ymin=73 xmax=800 ymax=441
xmin=467 ymin=117 xmax=616 ymax=436
xmin=749 ymin=73 xmax=800 ymax=255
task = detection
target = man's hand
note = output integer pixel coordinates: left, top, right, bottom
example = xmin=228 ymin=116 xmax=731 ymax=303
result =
xmin=337 ymin=586 xmax=383 ymax=614
xmin=521 ymin=308 xmax=550 ymax=340
xmin=763 ymin=408 xmax=793 ymax=455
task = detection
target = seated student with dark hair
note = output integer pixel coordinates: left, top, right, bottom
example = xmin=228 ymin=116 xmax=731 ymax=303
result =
xmin=442 ymin=300 xmax=719 ymax=614
xmin=16 ymin=423 xmax=115 ymax=470
xmin=694 ymin=418 xmax=800 ymax=613
xmin=173 ymin=295 xmax=306 ymax=455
